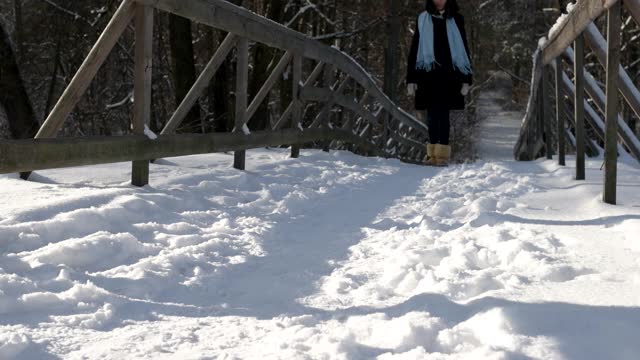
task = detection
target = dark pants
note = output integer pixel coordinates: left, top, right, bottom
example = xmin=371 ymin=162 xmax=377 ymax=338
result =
xmin=426 ymin=109 xmax=450 ymax=145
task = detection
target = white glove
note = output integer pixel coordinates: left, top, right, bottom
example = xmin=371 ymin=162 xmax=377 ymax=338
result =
xmin=407 ymin=83 xmax=417 ymax=96
xmin=461 ymin=83 xmax=471 ymax=96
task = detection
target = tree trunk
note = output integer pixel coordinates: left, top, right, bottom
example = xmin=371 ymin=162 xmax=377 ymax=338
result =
xmin=0 ymin=22 xmax=38 ymax=140
xmin=211 ymin=0 xmax=242 ymax=134
xmin=384 ymin=0 xmax=400 ymax=102
xmin=169 ymin=14 xmax=201 ymax=133
xmin=248 ymin=0 xmax=286 ymax=131
xmin=13 ymin=0 xmax=25 ymax=59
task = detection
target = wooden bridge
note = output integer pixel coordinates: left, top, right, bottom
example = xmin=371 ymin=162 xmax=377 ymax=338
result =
xmin=0 ymin=0 xmax=429 ymax=186
xmin=515 ymin=0 xmax=640 ymax=205
xmin=1 ymin=0 xmax=640 ymax=207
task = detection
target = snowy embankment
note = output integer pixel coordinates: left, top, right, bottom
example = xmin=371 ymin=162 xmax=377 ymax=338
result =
xmin=0 ymin=149 xmax=639 ymax=359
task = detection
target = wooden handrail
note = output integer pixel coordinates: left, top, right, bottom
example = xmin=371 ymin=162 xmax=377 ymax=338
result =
xmin=2 ymin=0 xmax=430 ymax=183
xmin=133 ymin=0 xmax=428 ymax=136
xmin=541 ymin=0 xmax=617 ymax=65
xmin=516 ymin=0 xmax=640 ymax=205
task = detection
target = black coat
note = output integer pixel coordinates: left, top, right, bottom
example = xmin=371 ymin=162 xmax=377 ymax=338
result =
xmin=406 ymin=12 xmax=473 ymax=111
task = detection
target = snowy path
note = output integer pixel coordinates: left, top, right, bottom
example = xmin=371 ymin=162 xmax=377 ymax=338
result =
xmin=1 ymin=94 xmax=640 ymax=359
xmin=476 ymin=91 xmax=524 ymax=160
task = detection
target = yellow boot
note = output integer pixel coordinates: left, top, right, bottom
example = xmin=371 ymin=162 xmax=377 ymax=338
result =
xmin=423 ymin=144 xmax=437 ymax=166
xmin=434 ymin=144 xmax=451 ymax=167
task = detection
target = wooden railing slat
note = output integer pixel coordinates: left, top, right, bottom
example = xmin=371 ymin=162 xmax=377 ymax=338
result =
xmin=246 ymin=51 xmax=293 ymax=124
xmin=162 ymin=33 xmax=237 ymax=135
xmin=582 ymin=23 xmax=640 ymax=124
xmin=35 ymin=0 xmax=136 ymax=140
xmin=133 ymin=0 xmax=428 ymax=135
xmin=561 ymin=47 xmax=640 ymax=160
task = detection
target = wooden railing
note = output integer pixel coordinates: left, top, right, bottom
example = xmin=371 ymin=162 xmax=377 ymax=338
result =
xmin=515 ymin=0 xmax=640 ymax=205
xmin=0 ymin=0 xmax=429 ymax=186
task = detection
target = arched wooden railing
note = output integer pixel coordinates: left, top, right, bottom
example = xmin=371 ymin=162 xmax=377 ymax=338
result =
xmin=0 ymin=0 xmax=429 ymax=186
xmin=515 ymin=0 xmax=640 ymax=205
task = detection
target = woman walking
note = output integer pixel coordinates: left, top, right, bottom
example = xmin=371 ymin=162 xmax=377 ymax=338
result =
xmin=406 ymin=0 xmax=473 ymax=166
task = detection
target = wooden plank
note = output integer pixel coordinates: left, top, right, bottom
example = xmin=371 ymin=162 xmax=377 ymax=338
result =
xmin=0 ymin=127 xmax=411 ymax=174
xmin=562 ymin=99 xmax=600 ymax=158
xmin=133 ymin=0 xmax=428 ymax=136
xmin=36 ymin=0 xmax=136 ymax=139
xmin=233 ymin=37 xmax=249 ymax=170
xmin=272 ymin=61 xmax=324 ymax=130
xmin=553 ymin=61 xmax=606 ymax=143
xmin=583 ymin=23 xmax=640 ymax=123
xmin=561 ymin=47 xmax=640 ymax=160
xmin=290 ymin=54 xmax=303 ymax=158
xmin=390 ymin=132 xmax=424 ymax=152
xmin=274 ymin=104 xmax=294 ymax=131
xmin=603 ymin=3 xmax=621 ymax=205
xmin=542 ymin=0 xmax=617 ymax=65
xmin=301 ymin=85 xmax=379 ymax=126
xmin=514 ymin=49 xmax=543 ymax=161
xmin=309 ymin=74 xmax=348 ymax=128
xmin=0 ymin=129 xmax=330 ymax=174
xmin=542 ymin=65 xmax=553 ymax=159
xmin=161 ymin=33 xmax=237 ymax=134
xmin=574 ymin=34 xmax=586 ymax=180
xmin=246 ymin=51 xmax=292 ymax=123
xmin=625 ymin=0 xmax=640 ymax=24
xmin=131 ymin=4 xmax=154 ymax=187
xmin=555 ymin=58 xmax=566 ymax=166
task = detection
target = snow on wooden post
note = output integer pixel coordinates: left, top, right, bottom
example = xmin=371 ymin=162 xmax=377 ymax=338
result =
xmin=555 ymin=58 xmax=566 ymax=166
xmin=574 ymin=34 xmax=586 ymax=181
xmin=131 ymin=4 xmax=154 ymax=187
xmin=233 ymin=37 xmax=249 ymax=171
xmin=291 ymin=54 xmax=303 ymax=159
xmin=603 ymin=2 xmax=621 ymax=205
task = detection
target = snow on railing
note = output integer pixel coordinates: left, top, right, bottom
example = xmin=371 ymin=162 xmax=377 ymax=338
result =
xmin=515 ymin=0 xmax=640 ymax=205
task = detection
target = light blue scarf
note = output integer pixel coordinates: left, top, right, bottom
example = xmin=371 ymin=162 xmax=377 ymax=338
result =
xmin=416 ymin=11 xmax=472 ymax=75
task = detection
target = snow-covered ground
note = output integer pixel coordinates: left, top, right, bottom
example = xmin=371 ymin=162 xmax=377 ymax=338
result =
xmin=1 ymin=147 xmax=639 ymax=359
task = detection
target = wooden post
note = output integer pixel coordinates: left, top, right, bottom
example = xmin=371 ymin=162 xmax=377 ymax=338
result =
xmin=383 ymin=113 xmax=391 ymax=158
xmin=603 ymin=3 xmax=621 ymax=205
xmin=542 ymin=65 xmax=553 ymax=160
xmin=131 ymin=4 xmax=153 ymax=187
xmin=233 ymin=37 xmax=249 ymax=170
xmin=574 ymin=33 xmax=586 ymax=180
xmin=322 ymin=64 xmax=335 ymax=152
xmin=291 ymin=54 xmax=303 ymax=158
xmin=555 ymin=58 xmax=566 ymax=166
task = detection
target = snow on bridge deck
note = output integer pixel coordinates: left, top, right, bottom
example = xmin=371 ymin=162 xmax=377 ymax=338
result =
xmin=476 ymin=90 xmax=525 ymax=161
xmin=0 ymin=93 xmax=639 ymax=359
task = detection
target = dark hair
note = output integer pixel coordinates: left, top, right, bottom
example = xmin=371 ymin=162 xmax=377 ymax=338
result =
xmin=425 ymin=0 xmax=459 ymax=17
